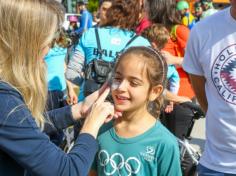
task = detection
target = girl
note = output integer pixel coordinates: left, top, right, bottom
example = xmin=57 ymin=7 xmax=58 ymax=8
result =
xmin=90 ymin=46 xmax=182 ymax=176
xmin=0 ymin=0 xmax=119 ymax=175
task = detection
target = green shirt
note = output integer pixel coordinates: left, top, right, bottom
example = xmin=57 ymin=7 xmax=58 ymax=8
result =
xmin=92 ymin=121 xmax=182 ymax=176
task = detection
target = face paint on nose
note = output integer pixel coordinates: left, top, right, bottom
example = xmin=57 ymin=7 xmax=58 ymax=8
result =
xmin=111 ymin=81 xmax=120 ymax=90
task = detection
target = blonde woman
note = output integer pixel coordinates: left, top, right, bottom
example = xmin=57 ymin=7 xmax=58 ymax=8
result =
xmin=0 ymin=1 xmax=119 ymax=176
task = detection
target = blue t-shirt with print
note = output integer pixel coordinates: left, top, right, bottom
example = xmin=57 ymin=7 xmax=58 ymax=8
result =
xmin=44 ymin=46 xmax=67 ymax=91
xmin=75 ymin=27 xmax=151 ymax=101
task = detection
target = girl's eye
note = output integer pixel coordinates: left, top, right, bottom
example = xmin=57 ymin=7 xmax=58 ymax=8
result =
xmin=113 ymin=77 xmax=122 ymax=83
xmin=130 ymin=81 xmax=139 ymax=87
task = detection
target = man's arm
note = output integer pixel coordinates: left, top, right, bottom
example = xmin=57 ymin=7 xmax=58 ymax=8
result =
xmin=65 ymin=49 xmax=85 ymax=86
xmin=189 ymin=74 xmax=208 ymax=113
xmin=164 ymin=89 xmax=191 ymax=103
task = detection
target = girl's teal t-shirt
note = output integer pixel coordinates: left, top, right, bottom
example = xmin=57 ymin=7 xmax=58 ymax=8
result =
xmin=92 ymin=121 xmax=182 ymax=176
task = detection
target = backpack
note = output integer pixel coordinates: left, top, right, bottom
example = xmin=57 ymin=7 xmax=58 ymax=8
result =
xmin=83 ymin=28 xmax=138 ymax=97
xmin=170 ymin=25 xmax=185 ymax=57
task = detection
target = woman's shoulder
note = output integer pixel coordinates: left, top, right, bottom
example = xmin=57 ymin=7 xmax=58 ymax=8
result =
xmin=0 ymin=82 xmax=33 ymax=127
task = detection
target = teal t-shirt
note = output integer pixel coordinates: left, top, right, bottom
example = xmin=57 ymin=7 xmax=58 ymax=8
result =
xmin=92 ymin=121 xmax=182 ymax=176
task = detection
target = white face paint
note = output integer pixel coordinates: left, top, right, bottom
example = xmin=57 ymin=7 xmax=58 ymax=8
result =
xmin=111 ymin=81 xmax=120 ymax=90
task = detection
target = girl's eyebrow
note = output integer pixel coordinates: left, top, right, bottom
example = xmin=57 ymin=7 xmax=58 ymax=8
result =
xmin=115 ymin=71 xmax=143 ymax=83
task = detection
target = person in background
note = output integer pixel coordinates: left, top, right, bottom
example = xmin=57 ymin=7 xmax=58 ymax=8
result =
xmin=136 ymin=0 xmax=151 ymax=35
xmin=0 ymin=0 xmax=121 ymax=175
xmin=176 ymin=0 xmax=196 ymax=29
xmin=92 ymin=11 xmax=99 ymax=25
xmin=66 ymin=0 xmax=150 ymax=102
xmin=75 ymin=0 xmax=93 ymax=36
xmin=67 ymin=15 xmax=79 ymax=34
xmin=201 ymin=0 xmax=218 ymax=18
xmin=45 ymin=30 xmax=78 ymax=146
xmin=98 ymin=0 xmax=112 ymax=26
xmin=183 ymin=0 xmax=236 ymax=175
xmin=142 ymin=24 xmax=180 ymax=113
xmin=144 ymin=0 xmax=195 ymax=140
xmin=194 ymin=1 xmax=204 ymax=22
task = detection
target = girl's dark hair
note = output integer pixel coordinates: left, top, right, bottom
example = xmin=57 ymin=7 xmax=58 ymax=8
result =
xmin=146 ymin=0 xmax=181 ymax=30
xmin=116 ymin=46 xmax=168 ymax=117
xmin=100 ymin=0 xmax=140 ymax=30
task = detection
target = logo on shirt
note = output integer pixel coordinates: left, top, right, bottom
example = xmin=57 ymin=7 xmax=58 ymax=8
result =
xmin=139 ymin=146 xmax=155 ymax=162
xmin=111 ymin=38 xmax=122 ymax=45
xmin=98 ymin=150 xmax=141 ymax=176
xmin=211 ymin=45 xmax=236 ymax=105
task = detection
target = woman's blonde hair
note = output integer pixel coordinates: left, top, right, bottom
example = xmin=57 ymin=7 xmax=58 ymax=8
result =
xmin=0 ymin=0 xmax=64 ymax=127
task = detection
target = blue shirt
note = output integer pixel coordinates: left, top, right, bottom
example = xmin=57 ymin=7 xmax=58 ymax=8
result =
xmin=75 ymin=9 xmax=93 ymax=35
xmin=167 ymin=65 xmax=180 ymax=85
xmin=44 ymin=46 xmax=67 ymax=91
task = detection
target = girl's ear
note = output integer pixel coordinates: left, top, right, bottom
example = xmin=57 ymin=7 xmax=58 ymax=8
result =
xmin=149 ymin=85 xmax=163 ymax=101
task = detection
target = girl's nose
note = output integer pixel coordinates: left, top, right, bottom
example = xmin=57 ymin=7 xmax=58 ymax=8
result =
xmin=112 ymin=80 xmax=127 ymax=91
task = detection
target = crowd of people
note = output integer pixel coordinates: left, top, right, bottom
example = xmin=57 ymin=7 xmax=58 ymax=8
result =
xmin=0 ymin=0 xmax=235 ymax=176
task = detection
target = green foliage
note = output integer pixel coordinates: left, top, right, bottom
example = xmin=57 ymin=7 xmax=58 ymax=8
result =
xmin=88 ymin=0 xmax=99 ymax=12
xmin=63 ymin=0 xmax=99 ymax=13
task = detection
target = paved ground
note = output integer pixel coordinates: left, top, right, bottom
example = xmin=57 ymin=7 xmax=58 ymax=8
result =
xmin=189 ymin=117 xmax=206 ymax=153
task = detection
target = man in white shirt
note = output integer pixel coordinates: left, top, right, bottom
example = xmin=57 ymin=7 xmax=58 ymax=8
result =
xmin=183 ymin=1 xmax=236 ymax=175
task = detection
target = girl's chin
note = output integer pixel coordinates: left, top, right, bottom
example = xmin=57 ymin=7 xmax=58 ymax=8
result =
xmin=114 ymin=104 xmax=128 ymax=112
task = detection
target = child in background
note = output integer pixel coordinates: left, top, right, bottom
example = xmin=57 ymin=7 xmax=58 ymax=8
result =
xmin=45 ymin=29 xmax=78 ymax=145
xmin=89 ymin=46 xmax=181 ymax=176
xmin=142 ymin=24 xmax=180 ymax=113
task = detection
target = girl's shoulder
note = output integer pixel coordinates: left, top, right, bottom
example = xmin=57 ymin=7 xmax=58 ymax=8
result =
xmin=153 ymin=122 xmax=178 ymax=146
xmin=97 ymin=121 xmax=114 ymax=137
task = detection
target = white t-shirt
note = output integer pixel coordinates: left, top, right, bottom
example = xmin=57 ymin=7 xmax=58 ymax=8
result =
xmin=183 ymin=7 xmax=236 ymax=174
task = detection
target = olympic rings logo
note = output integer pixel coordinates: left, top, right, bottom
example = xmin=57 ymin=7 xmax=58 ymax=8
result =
xmin=98 ymin=150 xmax=141 ymax=176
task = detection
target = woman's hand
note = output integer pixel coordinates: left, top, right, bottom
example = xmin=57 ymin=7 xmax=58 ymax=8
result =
xmin=80 ymin=87 xmax=120 ymax=138
xmin=71 ymin=82 xmax=121 ymax=121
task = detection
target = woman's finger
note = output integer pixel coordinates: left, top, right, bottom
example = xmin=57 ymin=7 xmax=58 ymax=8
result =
xmin=98 ymin=82 xmax=109 ymax=95
xmin=95 ymin=87 xmax=110 ymax=105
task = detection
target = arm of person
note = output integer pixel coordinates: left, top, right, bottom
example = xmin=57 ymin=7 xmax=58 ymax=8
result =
xmin=0 ymin=87 xmax=115 ymax=176
xmin=44 ymin=83 xmax=113 ymax=135
xmin=161 ymin=50 xmax=183 ymax=66
xmin=64 ymin=62 xmax=78 ymax=105
xmin=43 ymin=104 xmax=81 ymax=135
xmin=164 ymin=89 xmax=191 ymax=103
xmin=76 ymin=12 xmax=89 ymax=35
xmin=189 ymin=74 xmax=207 ymax=113
xmin=65 ymin=43 xmax=85 ymax=86
xmin=66 ymin=79 xmax=78 ymax=104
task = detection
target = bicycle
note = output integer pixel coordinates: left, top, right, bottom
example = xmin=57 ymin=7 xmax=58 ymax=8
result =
xmin=161 ymin=101 xmax=205 ymax=176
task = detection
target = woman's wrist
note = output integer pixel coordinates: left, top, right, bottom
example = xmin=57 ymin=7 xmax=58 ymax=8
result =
xmin=80 ymin=120 xmax=100 ymax=139
xmin=71 ymin=103 xmax=83 ymax=121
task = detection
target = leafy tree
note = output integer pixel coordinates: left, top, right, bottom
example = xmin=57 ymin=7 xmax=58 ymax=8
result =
xmin=88 ymin=0 xmax=99 ymax=12
xmin=63 ymin=0 xmax=99 ymax=13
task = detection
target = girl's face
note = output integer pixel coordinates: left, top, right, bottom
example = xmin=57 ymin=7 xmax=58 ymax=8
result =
xmin=111 ymin=54 xmax=161 ymax=112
